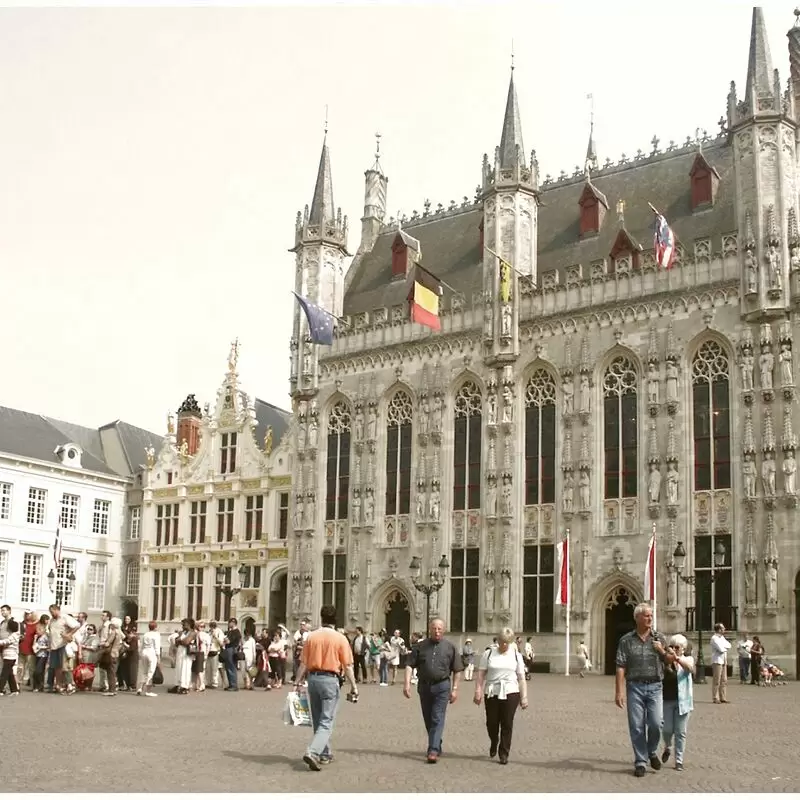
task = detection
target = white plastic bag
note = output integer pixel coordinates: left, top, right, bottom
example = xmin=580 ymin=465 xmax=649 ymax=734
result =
xmin=283 ymin=690 xmax=312 ymax=726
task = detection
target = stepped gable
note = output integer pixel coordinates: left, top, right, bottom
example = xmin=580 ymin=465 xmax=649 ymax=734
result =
xmin=343 ymin=139 xmax=735 ymax=317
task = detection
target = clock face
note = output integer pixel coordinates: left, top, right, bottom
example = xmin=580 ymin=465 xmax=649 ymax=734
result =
xmin=67 ymin=448 xmax=77 ymax=460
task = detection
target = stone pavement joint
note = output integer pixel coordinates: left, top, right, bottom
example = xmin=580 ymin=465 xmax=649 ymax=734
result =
xmin=4 ymin=672 xmax=799 ymax=792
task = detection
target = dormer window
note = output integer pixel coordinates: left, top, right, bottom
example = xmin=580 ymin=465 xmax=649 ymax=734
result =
xmin=390 ymin=230 xmax=421 ymax=278
xmin=578 ymin=181 xmax=609 ymax=239
xmin=690 ymin=152 xmax=720 ymax=211
xmin=609 ymin=227 xmax=640 ymax=273
xmin=55 ymin=443 xmax=83 ymax=469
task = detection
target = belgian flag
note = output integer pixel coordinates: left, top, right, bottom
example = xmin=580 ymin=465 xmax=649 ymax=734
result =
xmin=408 ymin=265 xmax=443 ymax=332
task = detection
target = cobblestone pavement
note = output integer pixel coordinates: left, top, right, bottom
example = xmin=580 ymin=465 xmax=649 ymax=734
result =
xmin=4 ymin=671 xmax=799 ymax=792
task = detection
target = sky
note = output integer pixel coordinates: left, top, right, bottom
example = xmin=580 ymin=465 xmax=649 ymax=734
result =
xmin=0 ymin=0 xmax=793 ymax=436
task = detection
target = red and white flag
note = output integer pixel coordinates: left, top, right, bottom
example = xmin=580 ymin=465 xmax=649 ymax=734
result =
xmin=644 ymin=533 xmax=656 ymax=604
xmin=54 ymin=527 xmax=63 ymax=570
xmin=555 ymin=536 xmax=570 ymax=607
xmin=654 ymin=213 xmax=676 ymax=270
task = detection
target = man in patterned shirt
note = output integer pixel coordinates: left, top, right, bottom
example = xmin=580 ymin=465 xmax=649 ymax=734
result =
xmin=615 ymin=603 xmax=676 ymax=778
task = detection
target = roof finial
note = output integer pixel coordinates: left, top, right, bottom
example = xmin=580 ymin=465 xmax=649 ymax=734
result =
xmin=584 ymin=92 xmax=597 ymax=176
xmin=795 ymin=7 xmax=800 ymax=27
xmin=396 ymin=209 xmax=402 ymax=231
xmin=375 ymin=131 xmax=381 ymax=162
xmin=617 ymin=199 xmax=625 ymax=224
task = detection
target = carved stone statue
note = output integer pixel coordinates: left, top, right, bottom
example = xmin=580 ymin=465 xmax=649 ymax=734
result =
xmin=666 ymin=463 xmax=679 ymax=505
xmin=762 ymin=453 xmax=776 ymax=496
xmin=562 ymin=472 xmax=575 ymax=513
xmin=760 ymin=347 xmax=774 ymax=391
xmin=297 ymin=420 xmax=306 ymax=450
xmin=666 ymin=567 xmax=677 ymax=607
xmin=500 ymin=475 xmax=513 ymax=516
xmin=487 ymin=392 xmax=498 ymax=425
xmin=416 ymin=489 xmax=426 ymax=523
xmin=367 ymin=406 xmax=378 ymax=440
xmin=349 ymin=580 xmax=359 ymax=614
xmin=767 ymin=244 xmax=783 ymax=290
xmin=352 ymin=489 xmax=362 ymax=524
xmin=665 ymin=361 xmax=679 ymax=403
xmin=745 ymin=249 xmax=758 ymax=294
xmin=145 ymin=446 xmax=156 ymax=469
xmin=744 ymin=562 xmax=756 ymax=605
xmin=429 ymin=486 xmax=441 ymax=523
xmin=294 ymin=494 xmax=305 ymax=529
xmin=500 ymin=572 xmax=510 ymax=610
xmin=484 ymin=573 xmax=495 ymax=613
xmin=740 ymin=353 xmax=754 ymax=391
xmin=501 ymin=386 xmax=514 ymax=424
xmin=179 ymin=439 xmax=189 ymax=465
xmin=501 ymin=303 xmax=512 ymax=337
xmin=167 ymin=413 xmax=175 ymax=435
xmin=228 ymin=338 xmax=240 ymax=372
xmin=263 ymin=426 xmax=273 ymax=455
xmin=792 ymin=245 xmax=800 ymax=273
xmin=579 ymin=375 xmax=591 ymax=413
xmin=302 ymin=578 xmax=312 ymax=611
xmin=432 ymin=395 xmax=443 ymax=433
xmin=578 ymin=469 xmax=590 ymax=511
xmin=648 ymin=463 xmax=662 ymax=504
xmin=784 ymin=452 xmax=797 ymax=495
xmin=354 ymin=408 xmax=365 ymax=441
xmin=291 ymin=578 xmax=300 ymax=614
xmin=562 ymin=379 xmax=574 ymax=415
xmin=419 ymin=399 xmax=430 ymax=435
xmin=780 ymin=343 xmax=793 ymax=386
xmin=308 ymin=418 xmax=318 ymax=449
xmin=647 ymin=363 xmax=659 ymax=405
xmin=765 ymin=561 xmax=778 ymax=605
xmin=306 ymin=493 xmax=316 ymax=526
xmin=364 ymin=489 xmax=375 ymax=525
xmin=303 ymin=347 xmax=312 ymax=375
xmin=486 ymin=477 xmax=498 ymax=517
xmin=743 ymin=453 xmax=757 ymax=498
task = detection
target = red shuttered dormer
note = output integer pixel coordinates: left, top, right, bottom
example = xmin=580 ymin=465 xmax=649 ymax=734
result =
xmin=578 ymin=180 xmax=609 ymax=239
xmin=689 ymin=152 xmax=720 ymax=212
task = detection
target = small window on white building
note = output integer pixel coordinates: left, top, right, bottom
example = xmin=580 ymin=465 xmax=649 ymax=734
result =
xmin=27 ymin=488 xmax=47 ymax=526
xmin=56 ymin=558 xmax=77 ymax=606
xmin=60 ymin=493 xmax=80 ymax=530
xmin=88 ymin=561 xmax=107 ymax=610
xmin=125 ymin=560 xmax=140 ymax=597
xmin=129 ymin=507 xmax=141 ymax=540
xmin=20 ymin=553 xmax=42 ymax=605
xmin=92 ymin=499 xmax=111 ymax=536
xmin=0 ymin=483 xmax=12 ymax=521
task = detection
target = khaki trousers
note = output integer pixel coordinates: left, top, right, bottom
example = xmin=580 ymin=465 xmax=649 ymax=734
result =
xmin=712 ymin=663 xmax=727 ymax=702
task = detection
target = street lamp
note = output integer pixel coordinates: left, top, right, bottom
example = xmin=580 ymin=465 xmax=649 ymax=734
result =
xmin=409 ymin=553 xmax=450 ymax=626
xmin=215 ymin=563 xmax=248 ymax=598
xmin=672 ymin=539 xmax=726 ymax=685
xmin=47 ymin=569 xmax=77 ymax=606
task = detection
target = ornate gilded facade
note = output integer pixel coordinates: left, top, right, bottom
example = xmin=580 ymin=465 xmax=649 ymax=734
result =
xmin=287 ymin=8 xmax=800 ymax=675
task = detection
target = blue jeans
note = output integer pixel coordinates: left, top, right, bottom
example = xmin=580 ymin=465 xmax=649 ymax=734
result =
xmin=222 ymin=648 xmax=238 ymax=689
xmin=379 ymin=658 xmax=389 ymax=684
xmin=738 ymin=656 xmax=750 ymax=682
xmin=306 ymin=673 xmax=341 ymax=758
xmin=661 ymin=700 xmax=690 ymax=765
xmin=626 ymin=681 xmax=663 ymax=768
xmin=418 ymin=679 xmax=451 ymax=755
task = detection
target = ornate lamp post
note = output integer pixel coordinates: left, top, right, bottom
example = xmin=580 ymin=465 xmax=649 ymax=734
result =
xmin=672 ymin=539 xmax=727 ymax=685
xmin=47 ymin=569 xmax=77 ymax=606
xmin=409 ymin=553 xmax=450 ymax=626
xmin=215 ymin=564 xmax=248 ymax=599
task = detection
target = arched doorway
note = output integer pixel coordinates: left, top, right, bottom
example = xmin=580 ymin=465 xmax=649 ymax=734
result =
xmin=604 ymin=587 xmax=636 ymax=675
xmin=241 ymin=616 xmax=256 ymax=637
xmin=795 ymin=571 xmax=800 ymax=680
xmin=269 ymin=570 xmax=288 ymax=630
xmin=384 ymin=590 xmax=411 ymax=643
xmin=121 ymin=598 xmax=139 ymax=622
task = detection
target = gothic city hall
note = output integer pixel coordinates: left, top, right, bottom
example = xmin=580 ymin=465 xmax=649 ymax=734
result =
xmin=287 ymin=7 xmax=800 ymax=675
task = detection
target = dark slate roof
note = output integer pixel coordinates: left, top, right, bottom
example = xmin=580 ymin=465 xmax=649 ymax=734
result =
xmin=343 ymin=140 xmax=735 ymax=316
xmin=100 ymin=420 xmax=164 ymax=475
xmin=0 ymin=405 xmax=162 ymax=478
xmin=253 ymin=398 xmax=291 ymax=450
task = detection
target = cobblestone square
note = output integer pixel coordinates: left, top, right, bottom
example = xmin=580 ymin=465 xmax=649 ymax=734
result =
xmin=4 ymin=671 xmax=799 ymax=792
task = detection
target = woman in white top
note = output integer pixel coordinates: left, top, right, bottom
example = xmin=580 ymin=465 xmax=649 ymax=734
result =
xmin=241 ymin=631 xmax=257 ymax=690
xmin=137 ymin=620 xmax=162 ymax=697
xmin=473 ymin=627 xmax=528 ymax=764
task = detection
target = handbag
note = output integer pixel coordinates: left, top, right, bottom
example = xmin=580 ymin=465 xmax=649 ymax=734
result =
xmin=248 ymin=665 xmax=258 ymax=678
xmin=152 ymin=664 xmax=164 ymax=685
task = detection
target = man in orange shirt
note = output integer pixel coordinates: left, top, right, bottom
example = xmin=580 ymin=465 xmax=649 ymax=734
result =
xmin=294 ymin=605 xmax=358 ymax=771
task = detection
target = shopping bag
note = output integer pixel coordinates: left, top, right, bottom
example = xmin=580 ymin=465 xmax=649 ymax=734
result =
xmin=152 ymin=664 xmax=164 ymax=685
xmin=282 ymin=690 xmax=312 ymax=726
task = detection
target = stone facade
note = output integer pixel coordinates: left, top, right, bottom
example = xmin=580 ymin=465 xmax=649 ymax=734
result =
xmin=287 ymin=8 xmax=800 ymax=675
xmin=133 ymin=344 xmax=292 ymax=635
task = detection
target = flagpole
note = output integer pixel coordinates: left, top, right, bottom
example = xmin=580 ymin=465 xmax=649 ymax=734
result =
xmin=565 ymin=529 xmax=571 ymax=678
xmin=651 ymin=521 xmax=658 ymax=631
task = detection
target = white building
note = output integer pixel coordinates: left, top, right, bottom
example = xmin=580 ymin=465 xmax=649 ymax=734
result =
xmin=0 ymin=406 xmax=161 ymax=621
xmin=132 ymin=345 xmax=292 ymax=634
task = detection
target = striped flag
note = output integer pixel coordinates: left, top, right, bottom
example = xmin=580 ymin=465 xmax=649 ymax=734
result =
xmin=54 ymin=527 xmax=63 ymax=570
xmin=654 ymin=212 xmax=676 ymax=269
xmin=644 ymin=533 xmax=656 ymax=604
xmin=555 ymin=536 xmax=570 ymax=607
xmin=408 ymin=265 xmax=442 ymax=332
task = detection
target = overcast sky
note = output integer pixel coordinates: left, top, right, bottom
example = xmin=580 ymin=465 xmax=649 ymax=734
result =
xmin=0 ymin=0 xmax=792 ymax=436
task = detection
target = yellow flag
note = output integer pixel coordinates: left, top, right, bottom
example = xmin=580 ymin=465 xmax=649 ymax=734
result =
xmin=499 ymin=259 xmax=511 ymax=303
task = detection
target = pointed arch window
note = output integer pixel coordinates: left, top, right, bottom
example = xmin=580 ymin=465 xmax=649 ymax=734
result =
xmin=603 ymin=356 xmax=638 ymax=499
xmin=524 ymin=369 xmax=557 ymax=505
xmin=453 ymin=381 xmax=483 ymax=510
xmin=691 ymin=341 xmax=731 ymax=492
xmin=325 ymin=402 xmax=351 ymax=521
xmin=385 ymin=391 xmax=413 ymax=516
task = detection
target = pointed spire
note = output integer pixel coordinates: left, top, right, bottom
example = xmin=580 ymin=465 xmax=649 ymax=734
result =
xmin=783 ymin=405 xmax=797 ymax=451
xmin=309 ymin=130 xmax=335 ymax=226
xmin=585 ymin=93 xmax=598 ymax=174
xmin=744 ymin=407 xmax=756 ymax=454
xmin=562 ymin=428 xmax=573 ymax=466
xmin=744 ymin=511 xmax=757 ymax=564
xmin=666 ymin=420 xmax=677 ymax=462
xmin=499 ymin=67 xmax=526 ymax=170
xmin=745 ymin=7 xmax=775 ymax=104
xmin=648 ymin=323 xmax=659 ymax=364
xmin=648 ymin=420 xmax=659 ymax=464
xmin=763 ymin=407 xmax=776 ymax=452
xmin=764 ymin=511 xmax=778 ymax=562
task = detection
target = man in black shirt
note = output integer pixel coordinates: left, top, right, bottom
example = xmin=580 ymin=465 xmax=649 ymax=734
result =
xmin=403 ymin=618 xmax=462 ymax=763
xmin=222 ymin=618 xmax=242 ymax=691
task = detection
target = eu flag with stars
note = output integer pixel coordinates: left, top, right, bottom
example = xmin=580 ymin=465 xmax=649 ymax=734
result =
xmin=293 ymin=292 xmax=335 ymax=345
